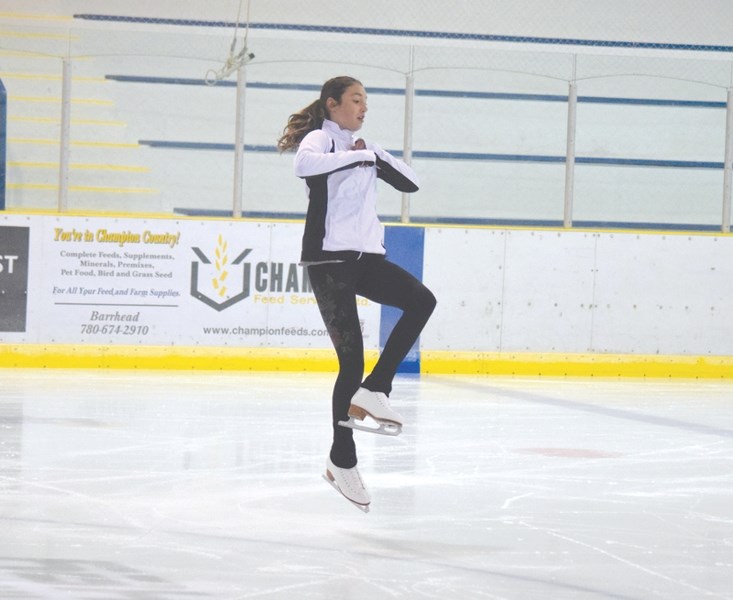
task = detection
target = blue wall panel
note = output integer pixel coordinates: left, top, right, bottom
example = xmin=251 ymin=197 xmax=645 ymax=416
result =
xmin=381 ymin=226 xmax=426 ymax=374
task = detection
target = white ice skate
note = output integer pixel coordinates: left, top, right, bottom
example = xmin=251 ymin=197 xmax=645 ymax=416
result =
xmin=338 ymin=387 xmax=404 ymax=436
xmin=323 ymin=457 xmax=371 ymax=513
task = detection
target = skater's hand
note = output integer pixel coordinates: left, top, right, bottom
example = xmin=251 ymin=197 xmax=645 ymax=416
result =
xmin=352 ymin=138 xmax=373 ymax=167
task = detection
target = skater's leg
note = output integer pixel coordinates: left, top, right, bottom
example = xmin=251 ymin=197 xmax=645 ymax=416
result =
xmin=356 ymin=256 xmax=436 ymax=396
xmin=308 ymin=263 xmax=365 ymax=469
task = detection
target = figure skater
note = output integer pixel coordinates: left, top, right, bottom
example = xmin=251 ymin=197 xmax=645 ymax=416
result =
xmin=277 ymin=76 xmax=436 ymax=511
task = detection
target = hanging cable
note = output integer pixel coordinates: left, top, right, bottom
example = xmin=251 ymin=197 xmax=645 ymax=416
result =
xmin=205 ymin=0 xmax=255 ymax=85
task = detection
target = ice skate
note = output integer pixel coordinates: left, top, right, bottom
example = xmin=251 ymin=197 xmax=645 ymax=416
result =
xmin=323 ymin=457 xmax=371 ymax=513
xmin=338 ymin=387 xmax=404 ymax=436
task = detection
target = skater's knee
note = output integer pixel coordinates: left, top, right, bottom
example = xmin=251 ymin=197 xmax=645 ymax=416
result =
xmin=424 ymin=287 xmax=437 ymax=313
xmin=414 ymin=285 xmax=437 ymax=318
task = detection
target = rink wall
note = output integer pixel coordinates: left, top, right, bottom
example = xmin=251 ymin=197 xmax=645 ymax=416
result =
xmin=1 ymin=212 xmax=732 ymax=378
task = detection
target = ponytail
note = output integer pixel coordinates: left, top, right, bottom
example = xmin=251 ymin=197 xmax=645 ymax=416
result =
xmin=277 ymin=75 xmax=362 ymax=153
xmin=276 ymin=98 xmax=327 ymax=152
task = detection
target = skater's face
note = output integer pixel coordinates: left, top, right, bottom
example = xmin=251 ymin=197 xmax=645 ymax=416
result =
xmin=326 ymin=83 xmax=368 ymax=132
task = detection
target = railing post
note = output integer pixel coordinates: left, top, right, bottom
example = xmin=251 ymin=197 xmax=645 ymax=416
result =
xmin=722 ymin=87 xmax=733 ymax=233
xmin=563 ymin=55 xmax=578 ymax=229
xmin=58 ymin=57 xmax=72 ymax=212
xmin=232 ymin=62 xmax=247 ymax=218
xmin=401 ymin=46 xmax=415 ymax=224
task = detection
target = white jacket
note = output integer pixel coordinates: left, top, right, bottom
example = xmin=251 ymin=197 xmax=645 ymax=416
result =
xmin=295 ymin=119 xmax=419 ymax=262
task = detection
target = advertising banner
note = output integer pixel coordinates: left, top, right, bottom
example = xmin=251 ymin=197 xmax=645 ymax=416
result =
xmin=0 ymin=225 xmax=29 ymax=332
xmin=0 ymin=215 xmax=380 ymax=350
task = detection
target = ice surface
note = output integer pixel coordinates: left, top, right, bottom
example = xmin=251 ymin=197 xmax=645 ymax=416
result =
xmin=0 ymin=370 xmax=731 ymax=599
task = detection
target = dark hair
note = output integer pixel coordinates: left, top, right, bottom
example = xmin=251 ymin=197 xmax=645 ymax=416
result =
xmin=277 ymin=76 xmax=361 ymax=152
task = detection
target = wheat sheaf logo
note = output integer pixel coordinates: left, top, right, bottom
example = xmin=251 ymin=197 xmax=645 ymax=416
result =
xmin=190 ymin=235 xmax=252 ymax=311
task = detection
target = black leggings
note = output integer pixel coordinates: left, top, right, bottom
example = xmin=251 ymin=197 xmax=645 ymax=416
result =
xmin=308 ymin=254 xmax=436 ymax=469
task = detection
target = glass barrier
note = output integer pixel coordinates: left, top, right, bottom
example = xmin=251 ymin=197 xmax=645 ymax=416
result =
xmin=1 ymin=18 xmax=732 ymax=231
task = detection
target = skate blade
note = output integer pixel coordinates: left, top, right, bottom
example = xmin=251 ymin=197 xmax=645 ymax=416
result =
xmin=338 ymin=416 xmax=402 ymax=437
xmin=322 ymin=474 xmax=370 ymax=513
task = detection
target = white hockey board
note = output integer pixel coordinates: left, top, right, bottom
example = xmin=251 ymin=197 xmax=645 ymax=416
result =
xmin=3 ymin=213 xmax=733 ymax=357
xmin=422 ymin=227 xmax=733 ymax=355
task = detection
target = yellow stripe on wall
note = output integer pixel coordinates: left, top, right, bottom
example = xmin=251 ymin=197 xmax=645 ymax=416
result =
xmin=9 ymin=138 xmax=139 ymax=148
xmin=0 ymin=50 xmax=90 ymax=61
xmin=421 ymin=350 xmax=733 ymax=379
xmin=72 ymin=141 xmax=139 ymax=149
xmin=7 ymin=183 xmax=157 ymax=194
xmin=0 ymin=12 xmax=74 ymax=21
xmin=0 ymin=29 xmax=78 ymax=40
xmin=9 ymin=161 xmax=149 ymax=172
xmin=0 ymin=72 xmax=106 ymax=83
xmin=9 ymin=96 xmax=113 ymax=105
xmin=0 ymin=345 xmax=379 ymax=372
xmin=10 ymin=116 xmax=126 ymax=127
xmin=0 ymin=344 xmax=729 ymax=378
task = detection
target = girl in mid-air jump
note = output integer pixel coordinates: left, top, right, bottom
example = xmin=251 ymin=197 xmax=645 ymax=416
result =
xmin=277 ymin=76 xmax=436 ymax=512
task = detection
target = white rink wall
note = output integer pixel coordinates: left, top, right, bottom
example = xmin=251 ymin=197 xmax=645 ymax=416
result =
xmin=2 ymin=213 xmax=732 ymax=369
xmin=422 ymin=226 xmax=733 ymax=357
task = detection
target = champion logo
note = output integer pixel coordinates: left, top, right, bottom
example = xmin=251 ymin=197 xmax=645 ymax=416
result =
xmin=190 ymin=236 xmax=252 ymax=312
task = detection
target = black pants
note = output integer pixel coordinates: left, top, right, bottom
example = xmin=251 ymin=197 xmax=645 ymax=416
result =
xmin=308 ymin=253 xmax=436 ymax=469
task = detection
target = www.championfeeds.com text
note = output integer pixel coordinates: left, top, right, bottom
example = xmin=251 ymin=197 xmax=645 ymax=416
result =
xmin=201 ymin=325 xmax=332 ymax=338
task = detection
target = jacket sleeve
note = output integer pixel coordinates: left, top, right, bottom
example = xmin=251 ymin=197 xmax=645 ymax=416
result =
xmin=294 ymin=130 xmax=376 ymax=178
xmin=370 ymin=142 xmax=420 ymax=193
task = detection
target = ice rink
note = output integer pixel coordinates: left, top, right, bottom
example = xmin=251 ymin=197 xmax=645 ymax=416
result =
xmin=0 ymin=369 xmax=731 ymax=599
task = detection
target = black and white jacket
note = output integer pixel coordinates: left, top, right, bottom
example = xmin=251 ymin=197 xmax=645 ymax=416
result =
xmin=294 ymin=119 xmax=419 ymax=263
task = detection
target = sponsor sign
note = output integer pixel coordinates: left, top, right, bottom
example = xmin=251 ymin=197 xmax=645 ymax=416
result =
xmin=0 ymin=226 xmax=29 ymax=332
xmin=0 ymin=215 xmax=380 ymax=349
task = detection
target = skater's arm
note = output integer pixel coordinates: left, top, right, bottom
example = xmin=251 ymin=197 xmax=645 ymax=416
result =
xmin=294 ymin=130 xmax=375 ymax=178
xmin=368 ymin=142 xmax=419 ymax=193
